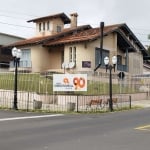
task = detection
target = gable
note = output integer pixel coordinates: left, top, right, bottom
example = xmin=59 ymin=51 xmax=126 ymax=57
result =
xmin=27 ymin=13 xmax=71 ymax=24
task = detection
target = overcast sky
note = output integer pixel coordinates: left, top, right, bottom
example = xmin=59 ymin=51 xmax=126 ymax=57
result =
xmin=0 ymin=0 xmax=150 ymax=45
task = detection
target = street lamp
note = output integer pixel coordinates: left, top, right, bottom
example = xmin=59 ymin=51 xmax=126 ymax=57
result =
xmin=104 ymin=56 xmax=117 ymax=112
xmin=12 ymin=47 xmax=22 ymax=110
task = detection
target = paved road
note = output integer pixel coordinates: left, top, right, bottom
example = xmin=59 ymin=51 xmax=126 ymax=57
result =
xmin=0 ymin=109 xmax=150 ymax=150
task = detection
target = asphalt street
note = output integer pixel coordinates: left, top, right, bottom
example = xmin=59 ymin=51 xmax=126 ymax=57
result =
xmin=0 ymin=109 xmax=150 ymax=150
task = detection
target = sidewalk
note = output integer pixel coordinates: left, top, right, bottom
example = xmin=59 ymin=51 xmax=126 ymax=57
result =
xmin=132 ymin=100 xmax=150 ymax=108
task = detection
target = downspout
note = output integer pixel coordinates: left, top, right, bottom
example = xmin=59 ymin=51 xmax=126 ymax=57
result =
xmin=94 ymin=22 xmax=104 ymax=71
xmin=125 ymin=48 xmax=129 ymax=72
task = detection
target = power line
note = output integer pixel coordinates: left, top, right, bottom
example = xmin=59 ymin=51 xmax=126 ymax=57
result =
xmin=0 ymin=9 xmax=38 ymax=18
xmin=0 ymin=21 xmax=34 ymax=29
xmin=0 ymin=14 xmax=31 ymax=20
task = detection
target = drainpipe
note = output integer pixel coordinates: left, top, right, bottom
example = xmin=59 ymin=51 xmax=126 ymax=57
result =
xmin=126 ymin=48 xmax=129 ymax=72
xmin=94 ymin=22 xmax=104 ymax=71
xmin=100 ymin=22 xmax=104 ymax=64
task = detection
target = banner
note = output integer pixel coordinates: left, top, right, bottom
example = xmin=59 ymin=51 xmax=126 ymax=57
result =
xmin=53 ymin=74 xmax=87 ymax=91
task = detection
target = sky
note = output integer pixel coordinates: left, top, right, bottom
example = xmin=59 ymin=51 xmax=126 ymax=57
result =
xmin=0 ymin=0 xmax=150 ymax=46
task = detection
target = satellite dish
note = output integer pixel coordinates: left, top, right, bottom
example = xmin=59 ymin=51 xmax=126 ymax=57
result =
xmin=69 ymin=62 xmax=75 ymax=68
xmin=65 ymin=63 xmax=69 ymax=69
xmin=62 ymin=62 xmax=69 ymax=69
xmin=62 ymin=62 xmax=65 ymax=69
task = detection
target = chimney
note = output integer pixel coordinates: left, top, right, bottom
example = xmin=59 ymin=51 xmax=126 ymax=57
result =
xmin=70 ymin=13 xmax=78 ymax=28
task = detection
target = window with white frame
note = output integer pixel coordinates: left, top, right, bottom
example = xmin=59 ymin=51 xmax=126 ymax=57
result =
xmin=20 ymin=49 xmax=31 ymax=67
xmin=47 ymin=21 xmax=50 ymax=30
xmin=39 ymin=23 xmax=41 ymax=32
xmin=57 ymin=25 xmax=61 ymax=33
xmin=69 ymin=46 xmax=76 ymax=63
xmin=43 ymin=22 xmax=45 ymax=31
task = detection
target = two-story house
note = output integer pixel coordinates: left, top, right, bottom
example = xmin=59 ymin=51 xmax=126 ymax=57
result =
xmin=4 ymin=12 xmax=148 ymax=75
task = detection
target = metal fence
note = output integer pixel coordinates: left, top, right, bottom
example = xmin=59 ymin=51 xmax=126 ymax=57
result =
xmin=0 ymin=65 xmax=149 ymax=112
xmin=0 ymin=90 xmax=133 ymax=112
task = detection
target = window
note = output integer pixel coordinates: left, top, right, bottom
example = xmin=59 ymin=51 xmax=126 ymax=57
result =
xmin=69 ymin=46 xmax=76 ymax=63
xmin=117 ymin=55 xmax=122 ymax=65
xmin=57 ymin=25 xmax=61 ymax=33
xmin=1 ymin=48 xmax=11 ymax=55
xmin=95 ymin=48 xmax=109 ymax=67
xmin=43 ymin=22 xmax=45 ymax=31
xmin=73 ymin=47 xmax=76 ymax=62
xmin=61 ymin=51 xmax=64 ymax=68
xmin=69 ymin=47 xmax=73 ymax=62
xmin=20 ymin=49 xmax=31 ymax=67
xmin=47 ymin=21 xmax=50 ymax=30
xmin=39 ymin=23 xmax=41 ymax=32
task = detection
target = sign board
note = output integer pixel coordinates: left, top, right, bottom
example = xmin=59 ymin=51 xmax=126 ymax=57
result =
xmin=53 ymin=74 xmax=87 ymax=91
xmin=118 ymin=72 xmax=125 ymax=79
xmin=82 ymin=61 xmax=91 ymax=68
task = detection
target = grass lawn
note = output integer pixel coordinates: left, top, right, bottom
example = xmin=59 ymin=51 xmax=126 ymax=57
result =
xmin=0 ymin=72 xmax=139 ymax=95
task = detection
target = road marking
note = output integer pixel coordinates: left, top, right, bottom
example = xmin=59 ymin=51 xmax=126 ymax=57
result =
xmin=135 ymin=125 xmax=150 ymax=131
xmin=0 ymin=114 xmax=64 ymax=122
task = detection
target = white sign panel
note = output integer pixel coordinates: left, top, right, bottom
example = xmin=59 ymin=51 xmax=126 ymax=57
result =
xmin=53 ymin=74 xmax=87 ymax=91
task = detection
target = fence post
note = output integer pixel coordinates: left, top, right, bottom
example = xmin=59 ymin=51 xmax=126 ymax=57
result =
xmin=77 ymin=95 xmax=79 ymax=113
xmin=27 ymin=92 xmax=29 ymax=112
xmin=129 ymin=95 xmax=131 ymax=109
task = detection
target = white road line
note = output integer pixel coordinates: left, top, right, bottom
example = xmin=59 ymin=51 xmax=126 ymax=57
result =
xmin=0 ymin=114 xmax=64 ymax=122
xmin=135 ymin=124 xmax=150 ymax=131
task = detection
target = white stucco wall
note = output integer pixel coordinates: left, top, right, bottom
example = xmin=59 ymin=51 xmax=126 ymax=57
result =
xmin=35 ymin=18 xmax=64 ymax=37
xmin=18 ymin=32 xmax=144 ymax=75
xmin=30 ymin=46 xmax=63 ymax=72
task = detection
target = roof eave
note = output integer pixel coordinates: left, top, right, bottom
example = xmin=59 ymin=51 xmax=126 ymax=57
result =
xmin=27 ymin=13 xmax=71 ymax=24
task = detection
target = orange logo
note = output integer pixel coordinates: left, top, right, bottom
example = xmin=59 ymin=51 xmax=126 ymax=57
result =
xmin=73 ymin=77 xmax=85 ymax=90
xmin=63 ymin=77 xmax=69 ymax=84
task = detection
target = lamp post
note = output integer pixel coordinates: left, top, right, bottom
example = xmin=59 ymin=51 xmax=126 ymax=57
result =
xmin=104 ymin=56 xmax=117 ymax=112
xmin=12 ymin=47 xmax=22 ymax=110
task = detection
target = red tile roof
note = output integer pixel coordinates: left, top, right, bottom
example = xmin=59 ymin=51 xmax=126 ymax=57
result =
xmin=5 ymin=25 xmax=92 ymax=47
xmin=44 ymin=24 xmax=123 ymax=46
xmin=4 ymin=24 xmax=123 ymax=48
